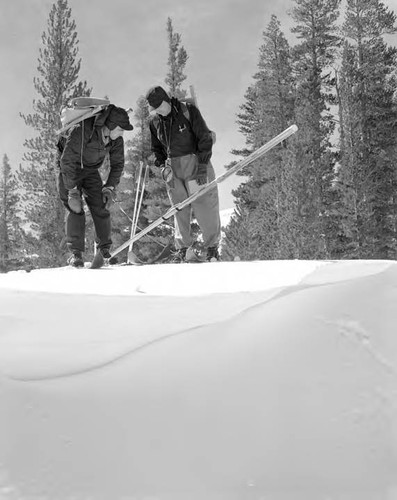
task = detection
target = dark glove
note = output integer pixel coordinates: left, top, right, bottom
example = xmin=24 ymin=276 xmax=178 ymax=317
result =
xmin=68 ymin=187 xmax=82 ymax=213
xmin=161 ymin=164 xmax=173 ymax=183
xmin=102 ymin=186 xmax=115 ymax=210
xmin=196 ymin=163 xmax=208 ymax=185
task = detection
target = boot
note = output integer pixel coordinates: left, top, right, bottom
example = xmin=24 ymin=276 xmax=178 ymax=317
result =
xmin=206 ymin=246 xmax=220 ymax=262
xmin=68 ymin=251 xmax=84 ymax=268
xmin=100 ymin=249 xmax=118 ymax=265
xmin=101 ymin=249 xmax=112 ymax=259
xmin=170 ymin=247 xmax=187 ymax=263
xmin=90 ymin=248 xmax=116 ymax=269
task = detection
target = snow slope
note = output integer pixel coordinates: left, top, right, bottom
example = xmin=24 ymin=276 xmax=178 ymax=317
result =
xmin=0 ymin=259 xmax=396 ymax=499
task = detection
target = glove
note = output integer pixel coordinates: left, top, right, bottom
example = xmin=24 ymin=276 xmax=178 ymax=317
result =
xmin=196 ymin=163 xmax=208 ymax=185
xmin=68 ymin=187 xmax=82 ymax=213
xmin=102 ymin=186 xmax=115 ymax=210
xmin=161 ymin=164 xmax=173 ymax=183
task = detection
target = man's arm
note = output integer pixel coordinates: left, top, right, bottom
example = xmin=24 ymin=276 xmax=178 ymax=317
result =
xmin=59 ymin=125 xmax=84 ymax=190
xmin=106 ymin=136 xmax=125 ymax=188
xmin=149 ymin=121 xmax=167 ymax=167
xmin=187 ymin=104 xmax=213 ymax=164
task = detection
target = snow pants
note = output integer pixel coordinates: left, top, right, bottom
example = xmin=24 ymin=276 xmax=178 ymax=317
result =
xmin=58 ymin=169 xmax=112 ymax=254
xmin=166 ymin=154 xmax=221 ymax=249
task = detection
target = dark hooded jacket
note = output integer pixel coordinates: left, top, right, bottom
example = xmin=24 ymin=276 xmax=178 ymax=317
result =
xmin=149 ymin=98 xmax=213 ymax=167
xmin=57 ymin=105 xmax=125 ymax=190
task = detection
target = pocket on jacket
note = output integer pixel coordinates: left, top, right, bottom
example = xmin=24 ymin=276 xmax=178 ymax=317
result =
xmin=84 ymin=140 xmax=105 ymax=167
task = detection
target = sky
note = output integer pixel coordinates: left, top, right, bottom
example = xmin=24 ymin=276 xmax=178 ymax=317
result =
xmin=0 ymin=258 xmax=396 ymax=497
xmin=0 ymin=0 xmax=296 ymax=211
xmin=1 ymin=0 xmax=397 ymax=211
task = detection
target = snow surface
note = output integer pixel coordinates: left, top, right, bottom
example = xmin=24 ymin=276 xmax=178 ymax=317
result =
xmin=0 ymin=258 xmax=396 ymax=499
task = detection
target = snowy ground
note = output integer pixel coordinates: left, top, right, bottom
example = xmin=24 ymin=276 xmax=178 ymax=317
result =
xmin=0 ymin=258 xmax=396 ymax=499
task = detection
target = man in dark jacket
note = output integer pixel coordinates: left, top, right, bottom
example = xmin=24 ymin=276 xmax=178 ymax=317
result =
xmin=57 ymin=104 xmax=133 ymax=267
xmin=146 ymin=85 xmax=221 ymax=262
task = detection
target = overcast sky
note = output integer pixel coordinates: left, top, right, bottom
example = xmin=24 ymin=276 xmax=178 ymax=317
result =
xmin=1 ymin=0 xmax=397 ymax=210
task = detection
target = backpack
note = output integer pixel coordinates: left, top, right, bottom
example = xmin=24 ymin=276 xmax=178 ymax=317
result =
xmin=56 ymin=97 xmax=110 ymax=136
xmin=179 ymin=100 xmax=217 ymax=145
xmin=152 ymin=94 xmax=216 ymax=145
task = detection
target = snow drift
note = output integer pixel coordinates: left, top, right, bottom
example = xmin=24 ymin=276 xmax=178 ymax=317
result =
xmin=0 ymin=259 xmax=396 ymax=499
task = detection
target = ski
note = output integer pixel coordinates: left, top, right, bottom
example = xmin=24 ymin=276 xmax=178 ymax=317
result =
xmin=107 ymin=125 xmax=298 ymax=261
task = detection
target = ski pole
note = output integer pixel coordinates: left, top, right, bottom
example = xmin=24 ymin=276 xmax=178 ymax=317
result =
xmin=127 ymin=164 xmax=149 ymax=263
xmin=130 ymin=164 xmax=149 ymax=247
xmin=115 ymin=202 xmax=167 ymax=247
xmin=129 ymin=161 xmax=144 ymax=248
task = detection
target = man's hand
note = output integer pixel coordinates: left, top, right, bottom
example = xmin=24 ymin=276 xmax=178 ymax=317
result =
xmin=102 ymin=186 xmax=115 ymax=210
xmin=196 ymin=163 xmax=208 ymax=185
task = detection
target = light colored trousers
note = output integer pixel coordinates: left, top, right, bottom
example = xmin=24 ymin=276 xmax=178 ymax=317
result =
xmin=166 ymin=154 xmax=221 ymax=249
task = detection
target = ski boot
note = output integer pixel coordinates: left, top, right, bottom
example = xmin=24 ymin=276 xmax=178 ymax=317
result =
xmin=68 ymin=251 xmax=84 ymax=268
xmin=90 ymin=249 xmax=112 ymax=269
xmin=170 ymin=247 xmax=187 ymax=263
xmin=206 ymin=246 xmax=221 ymax=262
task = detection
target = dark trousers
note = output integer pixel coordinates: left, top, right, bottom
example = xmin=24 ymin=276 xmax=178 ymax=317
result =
xmin=58 ymin=169 xmax=111 ymax=254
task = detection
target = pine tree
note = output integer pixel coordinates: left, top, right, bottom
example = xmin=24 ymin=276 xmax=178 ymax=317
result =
xmin=289 ymin=0 xmax=341 ymax=258
xmin=223 ymin=16 xmax=297 ymax=260
xmin=221 ymin=205 xmax=255 ymax=261
xmin=18 ymin=0 xmax=90 ymax=268
xmin=0 ymin=155 xmax=24 ymax=271
xmin=165 ymin=17 xmax=189 ymax=99
xmin=337 ymin=0 xmax=397 ymax=258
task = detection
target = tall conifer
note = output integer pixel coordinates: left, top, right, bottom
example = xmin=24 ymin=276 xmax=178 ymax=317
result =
xmin=18 ymin=0 xmax=90 ymax=267
xmin=165 ymin=17 xmax=189 ymax=99
xmin=290 ymin=0 xmax=341 ymax=258
xmin=0 ymin=155 xmax=23 ymax=271
xmin=337 ymin=0 xmax=397 ymax=258
xmin=223 ymin=16 xmax=297 ymax=259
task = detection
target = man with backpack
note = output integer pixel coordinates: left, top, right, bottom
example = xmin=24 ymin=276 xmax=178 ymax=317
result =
xmin=145 ymin=85 xmax=221 ymax=263
xmin=57 ymin=103 xmax=133 ymax=267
